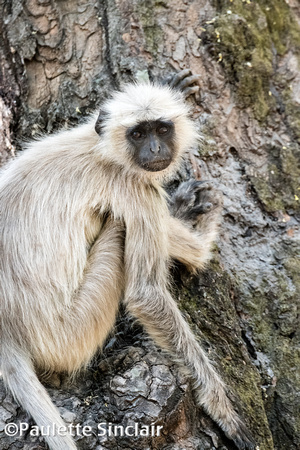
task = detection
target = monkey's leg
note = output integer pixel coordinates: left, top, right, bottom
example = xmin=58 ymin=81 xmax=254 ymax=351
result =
xmin=123 ymin=219 xmax=254 ymax=450
xmin=54 ymin=217 xmax=125 ymax=372
xmin=125 ymin=286 xmax=254 ymax=449
xmin=125 ymin=282 xmax=254 ymax=449
xmin=27 ymin=217 xmax=125 ymax=374
xmin=168 ymin=180 xmax=223 ymax=271
xmin=1 ymin=218 xmax=124 ymax=450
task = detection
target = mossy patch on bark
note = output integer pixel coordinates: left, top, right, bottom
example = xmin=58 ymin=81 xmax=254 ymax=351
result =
xmin=204 ymin=0 xmax=300 ymax=122
xmin=175 ymin=259 xmax=274 ymax=449
xmin=248 ymin=144 xmax=300 ymax=213
xmin=135 ymin=0 xmax=164 ymax=55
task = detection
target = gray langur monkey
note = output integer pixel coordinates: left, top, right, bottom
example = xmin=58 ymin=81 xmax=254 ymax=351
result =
xmin=0 ymin=70 xmax=255 ymax=450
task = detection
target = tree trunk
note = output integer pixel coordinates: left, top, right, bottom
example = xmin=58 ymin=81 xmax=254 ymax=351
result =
xmin=0 ymin=1 xmax=299 ymax=449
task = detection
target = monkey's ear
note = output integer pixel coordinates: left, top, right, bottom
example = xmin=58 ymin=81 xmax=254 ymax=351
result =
xmin=95 ymin=110 xmax=109 ymax=136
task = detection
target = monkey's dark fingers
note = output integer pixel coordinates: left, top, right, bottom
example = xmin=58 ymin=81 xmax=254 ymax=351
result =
xmin=169 ymin=69 xmax=192 ymax=88
xmin=191 ymin=202 xmax=214 ymax=215
xmin=183 ymin=86 xmax=200 ymax=99
xmin=171 ymin=181 xmax=214 ymax=207
xmin=226 ymin=418 xmax=256 ymax=450
xmin=177 ymin=74 xmax=200 ymax=91
xmin=177 ymin=180 xmax=214 ymax=194
xmin=233 ymin=437 xmax=256 ymax=450
xmin=191 ymin=180 xmax=214 ymax=192
xmin=231 ymin=430 xmax=256 ymax=450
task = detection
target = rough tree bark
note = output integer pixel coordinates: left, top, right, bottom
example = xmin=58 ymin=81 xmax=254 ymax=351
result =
xmin=0 ymin=1 xmax=299 ymax=449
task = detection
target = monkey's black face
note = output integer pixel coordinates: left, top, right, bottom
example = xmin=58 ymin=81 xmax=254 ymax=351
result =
xmin=126 ymin=120 xmax=175 ymax=172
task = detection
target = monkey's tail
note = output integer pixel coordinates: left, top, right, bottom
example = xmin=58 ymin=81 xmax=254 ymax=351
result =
xmin=1 ymin=347 xmax=77 ymax=450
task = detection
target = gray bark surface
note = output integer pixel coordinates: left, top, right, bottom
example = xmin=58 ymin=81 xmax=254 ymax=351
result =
xmin=0 ymin=1 xmax=299 ymax=449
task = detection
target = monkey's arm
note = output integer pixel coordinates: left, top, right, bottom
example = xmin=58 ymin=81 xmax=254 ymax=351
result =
xmin=168 ymin=180 xmax=223 ymax=271
xmin=168 ymin=217 xmax=216 ymax=271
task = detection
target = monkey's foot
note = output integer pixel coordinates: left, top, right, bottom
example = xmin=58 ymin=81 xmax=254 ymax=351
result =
xmin=163 ymin=69 xmax=200 ymax=98
xmin=226 ymin=418 xmax=256 ymax=450
xmin=170 ymin=179 xmax=223 ymax=225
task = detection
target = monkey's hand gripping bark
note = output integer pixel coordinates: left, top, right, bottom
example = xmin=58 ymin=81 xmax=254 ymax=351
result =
xmin=168 ymin=180 xmax=223 ymax=272
xmin=170 ymin=179 xmax=223 ymax=226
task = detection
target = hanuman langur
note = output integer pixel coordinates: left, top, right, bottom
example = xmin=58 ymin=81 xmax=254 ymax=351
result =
xmin=0 ymin=70 xmax=255 ymax=450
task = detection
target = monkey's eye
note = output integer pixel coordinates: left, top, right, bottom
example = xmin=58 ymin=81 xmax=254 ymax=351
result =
xmin=157 ymin=125 xmax=169 ymax=135
xmin=131 ymin=130 xmax=143 ymax=140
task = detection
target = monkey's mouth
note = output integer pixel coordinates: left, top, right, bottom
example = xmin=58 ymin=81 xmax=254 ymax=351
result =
xmin=140 ymin=158 xmax=172 ymax=172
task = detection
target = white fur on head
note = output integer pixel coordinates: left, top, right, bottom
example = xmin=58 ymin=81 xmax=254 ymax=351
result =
xmin=96 ymin=83 xmax=198 ymax=179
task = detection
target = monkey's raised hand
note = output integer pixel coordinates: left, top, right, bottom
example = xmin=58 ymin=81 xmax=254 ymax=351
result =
xmin=163 ymin=68 xmax=200 ymax=98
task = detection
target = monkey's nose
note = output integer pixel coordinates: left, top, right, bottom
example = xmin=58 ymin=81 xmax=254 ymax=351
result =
xmin=150 ymin=145 xmax=161 ymax=154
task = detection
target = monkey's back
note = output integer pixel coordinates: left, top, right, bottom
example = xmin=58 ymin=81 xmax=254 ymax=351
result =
xmin=0 ymin=121 xmax=104 ymax=366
